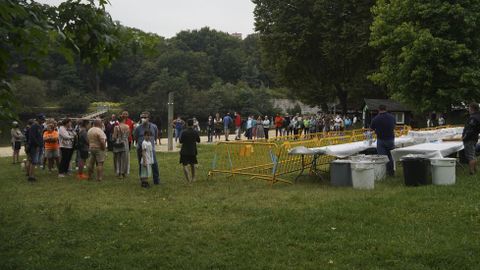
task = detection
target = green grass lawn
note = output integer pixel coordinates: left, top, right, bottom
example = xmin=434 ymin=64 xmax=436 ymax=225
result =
xmin=1 ymin=145 xmax=479 ymax=269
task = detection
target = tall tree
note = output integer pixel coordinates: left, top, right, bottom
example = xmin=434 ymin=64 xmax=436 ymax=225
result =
xmin=253 ymin=0 xmax=378 ymax=112
xmin=0 ymin=0 xmax=56 ymax=120
xmin=56 ymin=0 xmax=121 ymax=96
xmin=370 ymin=0 xmax=480 ymax=112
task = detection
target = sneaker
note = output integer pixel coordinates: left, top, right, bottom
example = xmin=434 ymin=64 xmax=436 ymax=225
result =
xmin=58 ymin=174 xmax=66 ymax=178
xmin=77 ymin=173 xmax=88 ymax=180
xmin=27 ymin=177 xmax=36 ymax=182
xmin=141 ymin=182 xmax=150 ymax=188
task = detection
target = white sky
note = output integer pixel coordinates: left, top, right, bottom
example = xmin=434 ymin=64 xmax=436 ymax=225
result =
xmin=37 ymin=0 xmax=256 ymax=38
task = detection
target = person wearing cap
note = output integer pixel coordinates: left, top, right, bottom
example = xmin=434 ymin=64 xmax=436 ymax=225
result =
xmin=179 ymin=119 xmax=201 ymax=182
xmin=26 ymin=115 xmax=45 ymax=181
xmin=11 ymin=121 xmax=24 ymax=164
xmin=133 ymin=111 xmax=161 ymax=185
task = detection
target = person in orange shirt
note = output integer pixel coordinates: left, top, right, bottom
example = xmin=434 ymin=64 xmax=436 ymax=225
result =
xmin=43 ymin=122 xmax=60 ymax=172
xmin=274 ymin=113 xmax=284 ymax=138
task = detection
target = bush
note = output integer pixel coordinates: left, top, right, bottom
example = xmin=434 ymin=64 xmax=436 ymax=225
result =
xmin=59 ymin=92 xmax=91 ymax=113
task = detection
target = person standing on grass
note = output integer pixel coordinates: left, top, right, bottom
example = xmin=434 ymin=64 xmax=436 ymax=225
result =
xmin=133 ymin=112 xmax=161 ymax=185
xmin=140 ymin=130 xmax=154 ymax=188
xmin=223 ymin=112 xmax=233 ymax=141
xmin=76 ymin=120 xmax=89 ymax=180
xmin=43 ymin=122 xmax=60 ymax=172
xmin=462 ymin=102 xmax=480 ymax=175
xmin=58 ymin=119 xmax=76 ymax=178
xmin=112 ymin=116 xmax=130 ymax=179
xmin=11 ymin=121 xmax=24 ymax=164
xmin=26 ymin=115 xmax=45 ymax=182
xmin=370 ymin=104 xmax=396 ymax=176
xmin=121 ymin=111 xmax=135 ymax=149
xmin=87 ymin=119 xmax=107 ymax=181
xmin=179 ymin=119 xmax=201 ymax=183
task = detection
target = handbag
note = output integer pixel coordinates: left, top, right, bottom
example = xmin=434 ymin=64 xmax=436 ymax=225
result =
xmin=112 ymin=126 xmax=125 ymax=152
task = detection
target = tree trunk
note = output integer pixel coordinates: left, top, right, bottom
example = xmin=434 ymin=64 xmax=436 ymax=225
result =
xmin=335 ymin=84 xmax=348 ymax=114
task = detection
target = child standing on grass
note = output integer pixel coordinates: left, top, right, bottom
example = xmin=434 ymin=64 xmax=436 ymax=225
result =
xmin=140 ymin=130 xmax=154 ymax=188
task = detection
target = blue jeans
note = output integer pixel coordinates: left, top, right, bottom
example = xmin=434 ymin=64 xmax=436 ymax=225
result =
xmin=175 ymin=128 xmax=182 ymax=142
xmin=137 ymin=148 xmax=160 ymax=184
xmin=377 ymin=139 xmax=395 ymax=175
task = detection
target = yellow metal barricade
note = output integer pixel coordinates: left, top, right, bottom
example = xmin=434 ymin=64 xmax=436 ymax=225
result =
xmin=209 ymin=141 xmax=283 ymax=184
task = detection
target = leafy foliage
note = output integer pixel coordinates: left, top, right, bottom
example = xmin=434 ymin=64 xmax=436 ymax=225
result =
xmin=370 ymin=0 xmax=480 ymax=112
xmin=253 ymin=0 xmax=380 ymax=112
xmin=12 ymin=75 xmax=47 ymax=109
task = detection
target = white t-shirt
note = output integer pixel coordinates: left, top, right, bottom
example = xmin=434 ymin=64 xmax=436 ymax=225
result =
xmin=141 ymin=140 xmax=154 ymax=165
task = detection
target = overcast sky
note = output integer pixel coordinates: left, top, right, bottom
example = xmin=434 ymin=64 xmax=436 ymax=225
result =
xmin=37 ymin=0 xmax=256 ymax=38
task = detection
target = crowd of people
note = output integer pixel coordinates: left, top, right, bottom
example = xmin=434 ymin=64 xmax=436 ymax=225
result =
xmin=10 ymin=103 xmax=480 ymax=186
xmin=11 ymin=111 xmax=202 ymax=188
xmin=180 ymin=112 xmax=360 ymax=142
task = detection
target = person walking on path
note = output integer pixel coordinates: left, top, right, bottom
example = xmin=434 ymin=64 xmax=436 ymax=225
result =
xmin=173 ymin=116 xmax=185 ymax=143
xmin=274 ymin=114 xmax=284 ymax=138
xmin=58 ymin=118 xmax=76 ymax=178
xmin=462 ymin=102 xmax=480 ymax=175
xmin=11 ymin=121 xmax=24 ymax=164
xmin=256 ymin=116 xmax=265 ymax=140
xmin=179 ymin=119 xmax=201 ymax=183
xmin=263 ymin=115 xmax=270 ymax=140
xmin=87 ymin=119 xmax=107 ymax=181
xmin=234 ymin=112 xmax=242 ymax=140
xmin=370 ymin=105 xmax=396 ymax=176
xmin=112 ymin=116 xmax=130 ymax=178
xmin=223 ymin=113 xmax=233 ymax=141
xmin=214 ymin=113 xmax=223 ymax=141
xmin=133 ymin=112 xmax=161 ymax=185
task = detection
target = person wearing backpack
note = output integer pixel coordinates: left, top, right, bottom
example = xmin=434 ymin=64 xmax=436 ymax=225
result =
xmin=112 ymin=116 xmax=130 ymax=179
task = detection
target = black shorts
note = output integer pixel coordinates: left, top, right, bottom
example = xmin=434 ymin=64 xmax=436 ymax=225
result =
xmin=13 ymin=141 xmax=21 ymax=151
xmin=180 ymin=155 xmax=198 ymax=166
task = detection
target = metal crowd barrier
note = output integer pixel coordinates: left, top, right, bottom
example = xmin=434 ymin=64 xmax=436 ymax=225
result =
xmin=208 ymin=126 xmax=412 ymax=185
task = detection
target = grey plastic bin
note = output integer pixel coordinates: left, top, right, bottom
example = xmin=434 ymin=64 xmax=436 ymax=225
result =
xmin=330 ymin=160 xmax=352 ymax=186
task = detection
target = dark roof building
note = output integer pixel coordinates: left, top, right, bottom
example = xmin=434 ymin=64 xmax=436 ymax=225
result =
xmin=363 ymin=98 xmax=412 ymax=127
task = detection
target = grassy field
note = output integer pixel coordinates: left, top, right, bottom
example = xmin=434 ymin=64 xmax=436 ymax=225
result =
xmin=0 ymin=144 xmax=479 ymax=269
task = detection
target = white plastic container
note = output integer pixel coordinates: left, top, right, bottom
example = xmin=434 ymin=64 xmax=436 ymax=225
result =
xmin=367 ymin=155 xmax=389 ymax=181
xmin=430 ymin=158 xmax=456 ymax=185
xmin=350 ymin=161 xmax=375 ymax=189
xmin=349 ymin=155 xmax=389 ymax=181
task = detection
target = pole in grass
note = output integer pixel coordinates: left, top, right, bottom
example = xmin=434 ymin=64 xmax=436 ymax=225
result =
xmin=167 ymin=92 xmax=174 ymax=151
